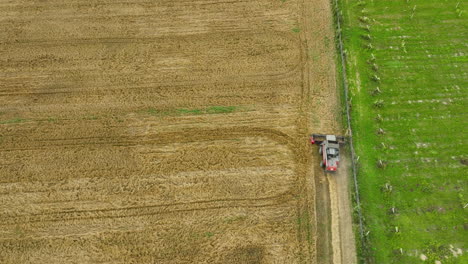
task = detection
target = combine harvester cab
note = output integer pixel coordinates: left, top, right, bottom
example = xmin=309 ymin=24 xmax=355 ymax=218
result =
xmin=310 ymin=134 xmax=345 ymax=172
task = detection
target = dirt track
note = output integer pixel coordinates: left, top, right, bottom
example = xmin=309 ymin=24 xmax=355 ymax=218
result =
xmin=0 ymin=0 xmax=355 ymax=263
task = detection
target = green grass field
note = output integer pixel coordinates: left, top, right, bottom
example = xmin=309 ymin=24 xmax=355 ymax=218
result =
xmin=338 ymin=0 xmax=467 ymax=263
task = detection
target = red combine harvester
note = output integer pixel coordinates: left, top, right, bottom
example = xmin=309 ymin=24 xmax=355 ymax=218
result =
xmin=310 ymin=134 xmax=345 ymax=172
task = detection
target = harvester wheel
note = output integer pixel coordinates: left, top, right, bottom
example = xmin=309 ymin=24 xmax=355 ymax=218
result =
xmin=320 ymin=161 xmax=324 ymax=168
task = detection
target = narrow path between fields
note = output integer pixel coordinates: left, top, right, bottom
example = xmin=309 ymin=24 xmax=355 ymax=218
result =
xmin=328 ymin=157 xmax=357 ymax=264
xmin=302 ymin=0 xmax=358 ymax=263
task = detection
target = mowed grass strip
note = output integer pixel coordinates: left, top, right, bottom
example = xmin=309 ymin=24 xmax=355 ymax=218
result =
xmin=338 ymin=0 xmax=467 ymax=263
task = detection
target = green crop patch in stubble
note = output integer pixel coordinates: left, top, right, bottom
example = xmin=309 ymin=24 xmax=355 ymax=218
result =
xmin=0 ymin=118 xmax=26 ymax=124
xmin=292 ymin=27 xmax=301 ymax=33
xmin=205 ymin=106 xmax=238 ymax=114
xmin=144 ymin=106 xmax=241 ymax=116
xmin=296 ymin=209 xmax=313 ymax=246
xmin=338 ymin=0 xmax=467 ymax=263
xmin=176 ymin=108 xmax=204 ymax=115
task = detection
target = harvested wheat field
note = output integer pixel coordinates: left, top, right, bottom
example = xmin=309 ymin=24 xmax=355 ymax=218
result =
xmin=0 ymin=0 xmax=350 ymax=263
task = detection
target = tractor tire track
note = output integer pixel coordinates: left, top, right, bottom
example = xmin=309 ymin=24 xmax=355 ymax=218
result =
xmin=0 ymin=191 xmax=295 ymax=226
xmin=1 ymin=127 xmax=302 ymax=227
xmin=0 ymin=127 xmax=299 ymax=153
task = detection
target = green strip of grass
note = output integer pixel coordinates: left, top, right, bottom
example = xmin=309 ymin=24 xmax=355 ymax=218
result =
xmin=206 ymin=106 xmax=238 ymax=114
xmin=144 ymin=106 xmax=241 ymax=116
xmin=0 ymin=118 xmax=26 ymax=124
xmin=176 ymin=108 xmax=204 ymax=115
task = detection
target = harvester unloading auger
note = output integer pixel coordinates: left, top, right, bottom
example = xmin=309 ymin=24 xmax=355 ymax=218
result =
xmin=310 ymin=134 xmax=346 ymax=172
